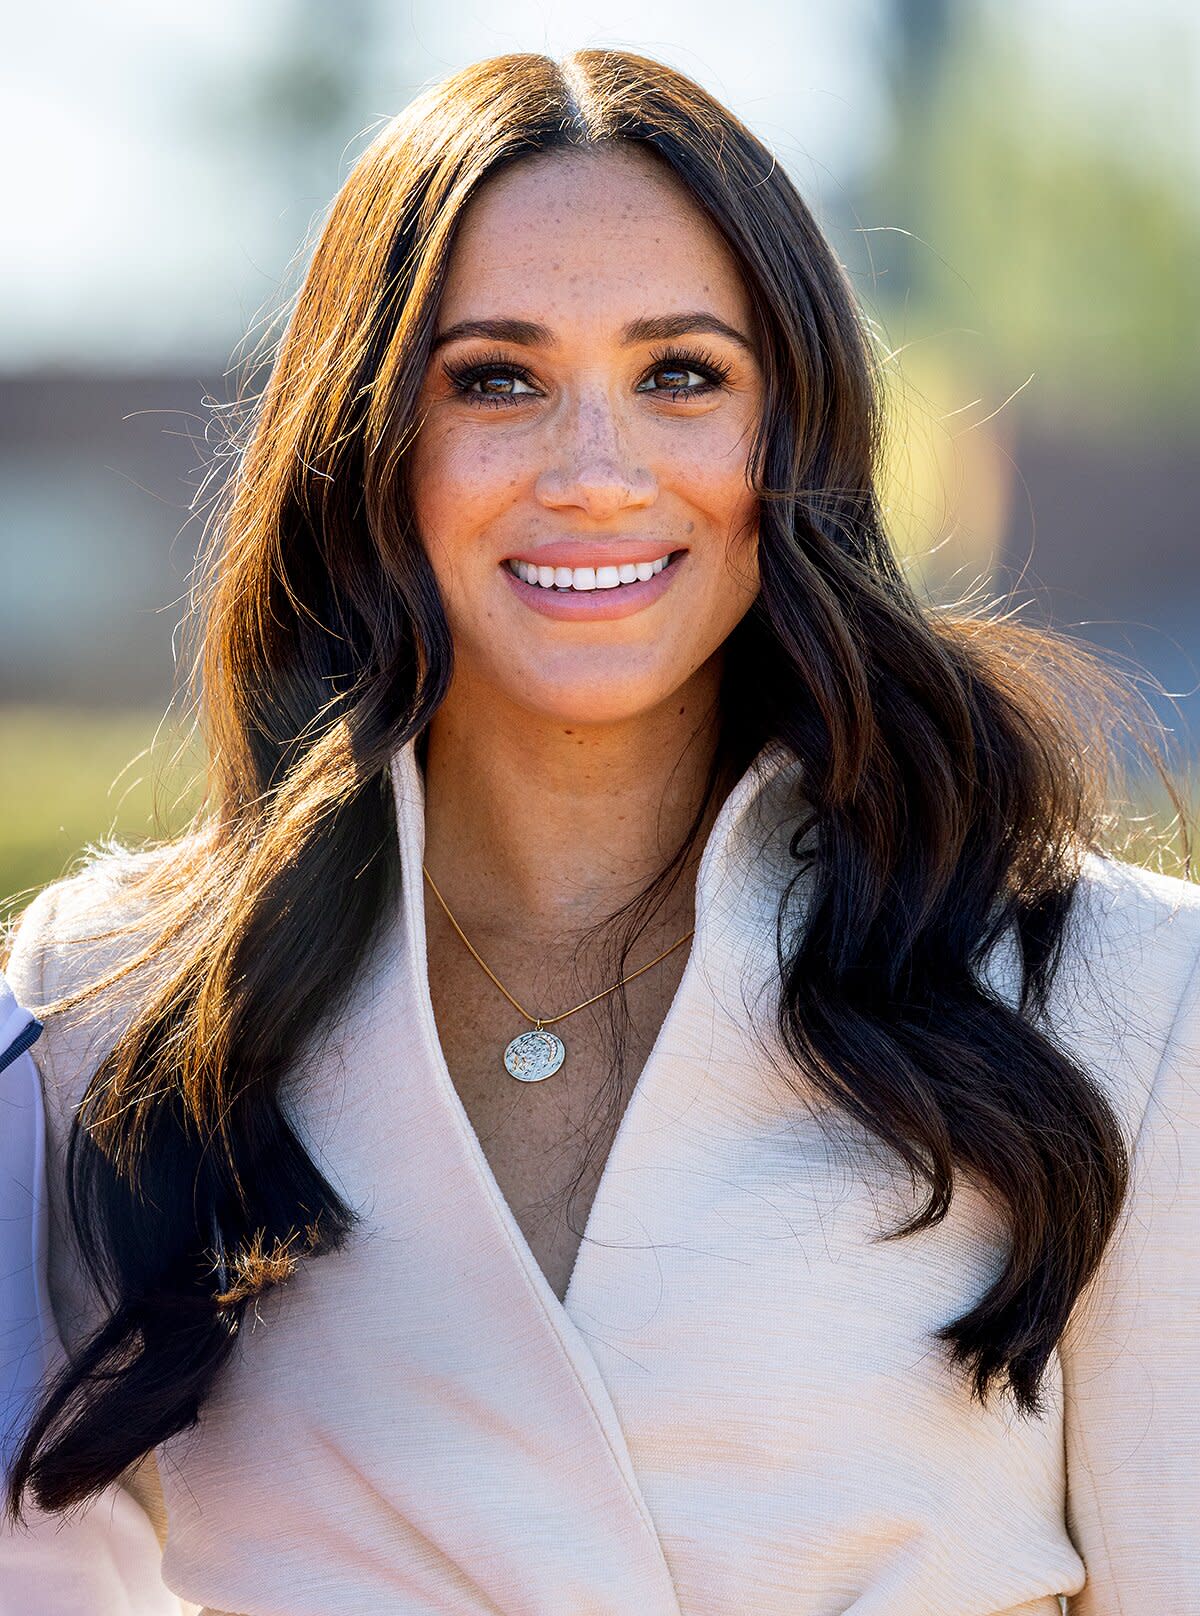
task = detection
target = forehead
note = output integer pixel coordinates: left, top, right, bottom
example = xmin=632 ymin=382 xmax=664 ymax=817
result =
xmin=436 ymin=146 xmax=753 ymax=332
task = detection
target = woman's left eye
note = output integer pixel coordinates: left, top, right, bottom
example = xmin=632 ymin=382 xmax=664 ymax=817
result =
xmin=636 ymin=347 xmax=731 ymax=398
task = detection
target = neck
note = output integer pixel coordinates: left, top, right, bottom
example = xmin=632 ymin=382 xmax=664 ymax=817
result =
xmin=418 ymin=665 xmax=730 ymax=947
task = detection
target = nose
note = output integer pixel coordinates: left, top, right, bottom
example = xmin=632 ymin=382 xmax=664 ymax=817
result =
xmin=534 ymin=387 xmax=657 ymax=520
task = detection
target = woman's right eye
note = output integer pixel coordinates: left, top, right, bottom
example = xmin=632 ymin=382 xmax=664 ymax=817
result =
xmin=441 ymin=355 xmax=538 ymax=407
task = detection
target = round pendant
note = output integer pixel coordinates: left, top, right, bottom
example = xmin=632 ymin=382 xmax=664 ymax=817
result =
xmin=503 ymin=1028 xmax=566 ymax=1082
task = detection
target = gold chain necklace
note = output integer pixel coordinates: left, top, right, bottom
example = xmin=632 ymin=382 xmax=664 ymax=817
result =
xmin=422 ymin=863 xmax=695 ymax=1082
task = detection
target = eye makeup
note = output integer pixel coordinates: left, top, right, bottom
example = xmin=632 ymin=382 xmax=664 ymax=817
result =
xmin=440 ymin=343 xmax=734 ymax=407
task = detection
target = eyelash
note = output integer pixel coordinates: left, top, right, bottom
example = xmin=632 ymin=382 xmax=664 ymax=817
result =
xmin=440 ymin=344 xmax=733 ymax=408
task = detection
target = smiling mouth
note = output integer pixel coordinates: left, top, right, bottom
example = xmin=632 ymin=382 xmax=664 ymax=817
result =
xmin=502 ymin=551 xmax=685 ymax=591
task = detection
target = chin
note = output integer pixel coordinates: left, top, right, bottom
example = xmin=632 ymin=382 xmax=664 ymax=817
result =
xmin=502 ymin=672 xmax=679 ymax=729
xmin=516 ymin=693 xmax=669 ymax=729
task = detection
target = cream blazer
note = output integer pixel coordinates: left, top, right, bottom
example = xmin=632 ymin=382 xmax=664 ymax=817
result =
xmin=1 ymin=735 xmax=1198 ymax=1616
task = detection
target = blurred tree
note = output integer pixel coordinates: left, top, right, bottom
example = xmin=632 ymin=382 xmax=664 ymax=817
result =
xmin=874 ymin=0 xmax=955 ymax=308
xmin=867 ymin=0 xmax=1200 ymax=434
xmin=227 ymin=0 xmax=384 ymax=192
xmin=182 ymin=0 xmax=400 ymax=312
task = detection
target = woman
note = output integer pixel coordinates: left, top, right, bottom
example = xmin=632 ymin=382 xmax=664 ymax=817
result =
xmin=2 ymin=47 xmax=1197 ymax=1616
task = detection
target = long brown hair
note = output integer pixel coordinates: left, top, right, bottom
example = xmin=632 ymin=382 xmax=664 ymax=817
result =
xmin=3 ymin=47 xmax=1191 ymax=1519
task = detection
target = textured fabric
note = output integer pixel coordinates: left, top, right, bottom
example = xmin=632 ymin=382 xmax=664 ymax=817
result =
xmin=1 ymin=734 xmax=1197 ymax=1615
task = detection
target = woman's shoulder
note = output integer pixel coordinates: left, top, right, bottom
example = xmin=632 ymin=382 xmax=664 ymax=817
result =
xmin=1046 ymin=846 xmax=1200 ymax=1142
xmin=5 ymin=847 xmax=166 ymax=995
xmin=1077 ymin=841 xmax=1200 ymax=917
xmin=3 ymin=842 xmax=190 ymax=1120
xmin=1068 ymin=845 xmax=1200 ymax=994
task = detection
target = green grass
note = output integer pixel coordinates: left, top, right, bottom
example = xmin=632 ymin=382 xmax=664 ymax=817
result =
xmin=1 ymin=703 xmax=1195 ymax=932
xmin=0 ymin=704 xmax=206 ymax=922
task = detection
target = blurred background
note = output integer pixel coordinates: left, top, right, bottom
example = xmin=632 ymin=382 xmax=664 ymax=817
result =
xmin=2 ymin=0 xmax=1198 ymax=914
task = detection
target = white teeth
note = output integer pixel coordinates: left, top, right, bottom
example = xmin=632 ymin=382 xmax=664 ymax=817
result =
xmin=509 ymin=553 xmax=676 ymax=590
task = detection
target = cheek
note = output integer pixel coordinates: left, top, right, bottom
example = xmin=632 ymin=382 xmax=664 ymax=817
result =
xmin=679 ymin=428 xmax=760 ymax=602
xmin=410 ymin=420 xmax=527 ymax=548
xmin=664 ymin=417 xmax=758 ymax=528
xmin=684 ymin=475 xmax=760 ymax=609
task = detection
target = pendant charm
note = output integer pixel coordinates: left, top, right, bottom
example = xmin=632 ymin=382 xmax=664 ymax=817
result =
xmin=503 ymin=1027 xmax=566 ymax=1082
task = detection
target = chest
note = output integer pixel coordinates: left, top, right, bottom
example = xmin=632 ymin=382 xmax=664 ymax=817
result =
xmin=425 ymin=912 xmax=688 ymax=1302
xmin=151 ymin=875 xmax=1076 ymax=1616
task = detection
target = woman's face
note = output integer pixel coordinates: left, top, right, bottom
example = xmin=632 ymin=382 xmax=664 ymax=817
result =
xmin=408 ymin=145 xmax=764 ymax=730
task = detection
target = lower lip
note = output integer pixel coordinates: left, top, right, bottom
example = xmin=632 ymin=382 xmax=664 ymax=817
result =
xmin=501 ymin=553 xmax=688 ymax=620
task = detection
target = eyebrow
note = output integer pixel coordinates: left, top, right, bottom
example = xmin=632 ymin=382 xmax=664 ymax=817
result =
xmin=428 ymin=310 xmax=756 ymax=356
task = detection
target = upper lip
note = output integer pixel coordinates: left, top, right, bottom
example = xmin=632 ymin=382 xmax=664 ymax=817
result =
xmin=503 ymin=541 xmax=687 ymax=568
